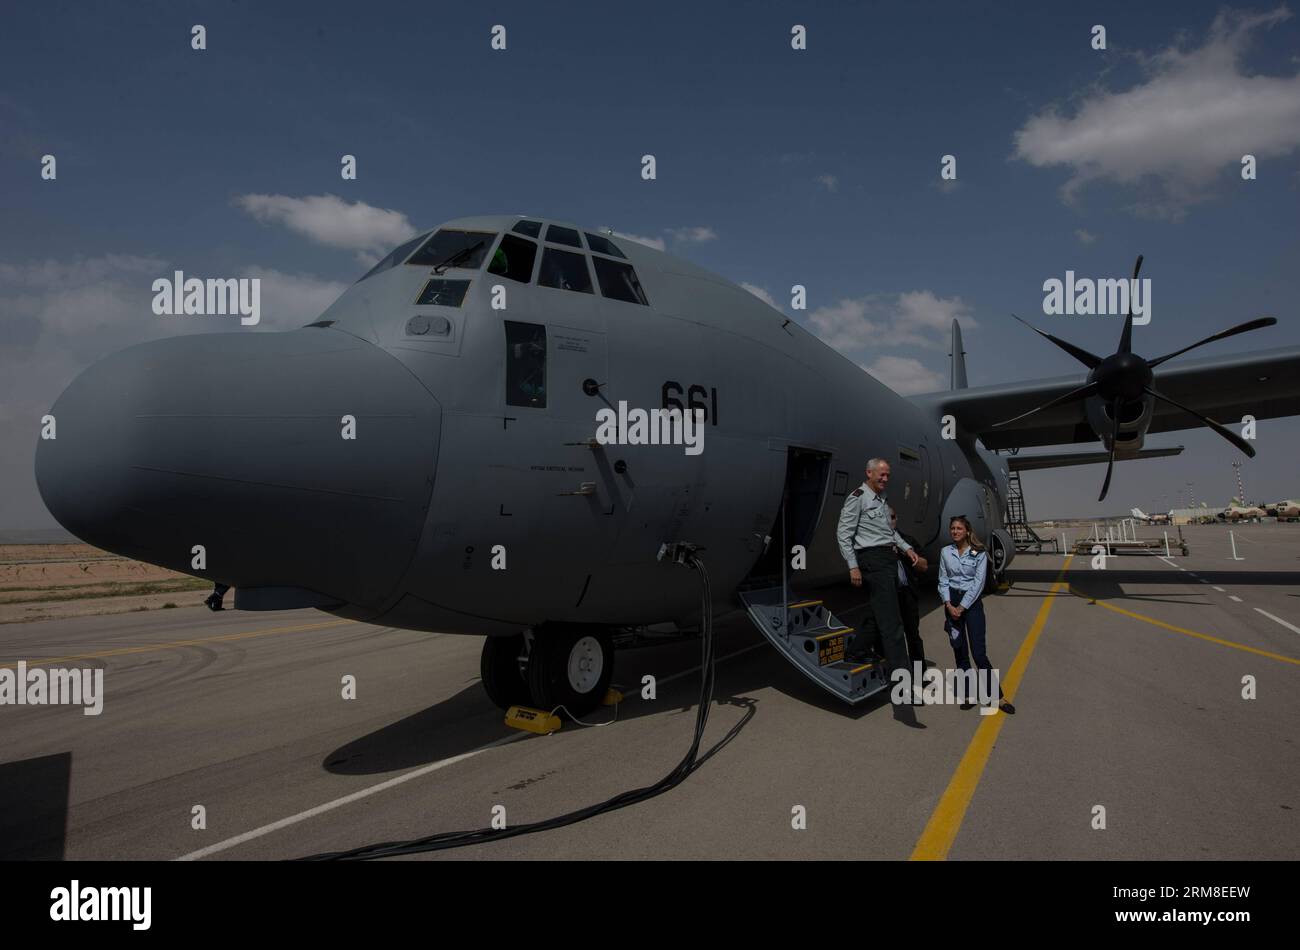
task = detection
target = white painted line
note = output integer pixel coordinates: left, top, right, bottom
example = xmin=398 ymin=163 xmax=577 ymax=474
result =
xmin=175 ymin=732 xmax=526 ymax=861
xmin=1178 ymin=567 xmax=1187 ymax=572
xmin=1254 ymin=608 xmax=1300 ymax=635
xmin=1212 ymin=587 xmax=1224 ymax=592
xmin=1188 ymin=573 xmax=1198 ymax=578
xmin=176 ymin=639 xmax=766 ymax=860
xmin=1229 ymin=595 xmax=1243 ymax=603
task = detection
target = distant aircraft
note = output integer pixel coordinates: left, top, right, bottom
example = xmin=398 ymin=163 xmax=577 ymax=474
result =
xmin=1221 ymin=501 xmax=1266 ymax=522
xmin=33 ymin=224 xmax=1300 ymax=712
xmin=1131 ymin=507 xmax=1170 ymax=525
xmin=1272 ymin=500 xmax=1300 ymax=521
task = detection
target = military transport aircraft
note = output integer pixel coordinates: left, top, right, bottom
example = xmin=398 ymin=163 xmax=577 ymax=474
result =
xmin=34 ymin=216 xmax=1300 ymax=712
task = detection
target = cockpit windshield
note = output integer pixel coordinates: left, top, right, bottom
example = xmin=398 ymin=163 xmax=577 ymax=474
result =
xmin=355 ymin=232 xmax=427 ymax=283
xmin=406 ymin=230 xmax=498 ymax=271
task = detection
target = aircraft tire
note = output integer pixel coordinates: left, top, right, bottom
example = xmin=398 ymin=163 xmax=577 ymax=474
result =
xmin=480 ymin=634 xmax=531 ymax=711
xmin=525 ymin=626 xmax=614 ymax=719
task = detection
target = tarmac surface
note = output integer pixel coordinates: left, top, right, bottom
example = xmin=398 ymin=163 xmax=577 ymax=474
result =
xmin=1 ymin=522 xmax=1296 ymax=860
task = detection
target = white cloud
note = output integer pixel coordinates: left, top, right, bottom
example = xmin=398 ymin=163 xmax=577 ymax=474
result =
xmin=861 ymin=356 xmax=947 ymax=395
xmin=236 ymin=193 xmax=417 ymax=263
xmin=244 ymin=267 xmax=348 ymax=329
xmin=806 ymin=290 xmax=975 ymax=352
xmin=667 ymin=226 xmax=718 ymax=244
xmin=740 ymin=282 xmax=779 ymax=309
xmin=1013 ymin=7 xmax=1300 ymax=216
xmin=613 ymin=230 xmax=666 ymax=251
xmin=815 ymin=174 xmax=839 ymax=192
xmin=1075 ymin=228 xmax=1098 ymax=244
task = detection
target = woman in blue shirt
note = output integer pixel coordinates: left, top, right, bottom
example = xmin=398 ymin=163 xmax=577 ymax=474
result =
xmin=937 ymin=516 xmax=1015 ymax=714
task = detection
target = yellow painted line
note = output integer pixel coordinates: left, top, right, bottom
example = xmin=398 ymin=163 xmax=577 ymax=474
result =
xmin=1069 ymin=587 xmax=1300 ymax=667
xmin=0 ymin=618 xmax=355 ymax=669
xmin=910 ymin=555 xmax=1074 ymax=861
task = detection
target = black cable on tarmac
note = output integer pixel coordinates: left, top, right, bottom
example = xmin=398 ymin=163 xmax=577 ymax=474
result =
xmin=297 ymin=549 xmax=716 ymax=861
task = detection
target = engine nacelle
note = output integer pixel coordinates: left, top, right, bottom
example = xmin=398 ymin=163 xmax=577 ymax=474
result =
xmin=1084 ymin=392 xmax=1154 ymax=456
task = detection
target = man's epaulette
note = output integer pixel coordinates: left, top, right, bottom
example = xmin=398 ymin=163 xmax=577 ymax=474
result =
xmin=850 ymin=488 xmax=864 ymax=497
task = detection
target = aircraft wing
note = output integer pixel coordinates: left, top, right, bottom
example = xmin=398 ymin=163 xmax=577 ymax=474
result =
xmin=911 ymin=345 xmax=1300 ymax=450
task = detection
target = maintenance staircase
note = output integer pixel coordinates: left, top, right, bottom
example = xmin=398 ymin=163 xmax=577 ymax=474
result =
xmin=738 ymin=587 xmax=891 ymax=704
xmin=1005 ymin=470 xmax=1058 ymax=554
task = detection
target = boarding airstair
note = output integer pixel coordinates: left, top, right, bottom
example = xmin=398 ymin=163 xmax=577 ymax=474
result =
xmin=738 ymin=587 xmax=891 ymax=704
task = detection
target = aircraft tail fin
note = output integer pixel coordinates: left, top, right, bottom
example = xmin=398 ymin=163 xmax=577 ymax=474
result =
xmin=949 ymin=319 xmax=968 ymax=390
xmin=1131 ymin=508 xmax=1148 ymax=520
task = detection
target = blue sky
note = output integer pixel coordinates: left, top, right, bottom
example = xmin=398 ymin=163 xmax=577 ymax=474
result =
xmin=2 ymin=0 xmax=1299 ymax=525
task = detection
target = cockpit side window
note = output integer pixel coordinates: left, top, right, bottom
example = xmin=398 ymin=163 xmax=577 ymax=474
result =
xmin=504 ymin=321 xmax=546 ymax=408
xmin=512 ymin=219 xmax=543 ymax=238
xmin=584 ymin=232 xmax=626 ymax=259
xmin=592 ymin=256 xmax=650 ymax=306
xmin=538 ymin=247 xmax=593 ymax=294
xmin=544 ymin=224 xmax=582 ymax=248
xmin=406 ymin=230 xmax=498 ymax=270
xmin=487 ymin=234 xmax=538 ymax=284
xmin=355 ymin=232 xmax=427 ymax=283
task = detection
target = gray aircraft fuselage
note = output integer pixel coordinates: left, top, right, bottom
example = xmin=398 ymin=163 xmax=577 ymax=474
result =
xmin=35 ymin=215 xmax=1011 ymax=637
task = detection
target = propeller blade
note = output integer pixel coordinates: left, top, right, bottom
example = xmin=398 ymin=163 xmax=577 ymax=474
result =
xmin=1147 ymin=317 xmax=1277 ymax=369
xmin=1117 ymin=255 xmax=1143 ymax=355
xmin=1012 ymin=314 xmax=1104 ymax=369
xmin=991 ymin=380 xmax=1099 ymax=428
xmin=1144 ymin=386 xmax=1257 ymax=458
xmin=1118 ymin=311 xmax=1134 ymax=355
xmin=1098 ymin=399 xmax=1121 ymax=502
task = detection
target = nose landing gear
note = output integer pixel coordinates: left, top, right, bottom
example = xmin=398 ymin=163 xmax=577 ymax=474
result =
xmin=204 ymin=582 xmax=231 ymax=612
xmin=479 ymin=625 xmax=614 ymax=719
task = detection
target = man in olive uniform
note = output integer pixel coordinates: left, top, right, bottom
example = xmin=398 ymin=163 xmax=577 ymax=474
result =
xmin=858 ymin=507 xmax=929 ymax=673
xmin=836 ymin=459 xmax=920 ymax=701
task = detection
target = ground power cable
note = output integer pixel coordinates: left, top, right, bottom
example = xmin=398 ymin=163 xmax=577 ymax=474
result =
xmin=296 ymin=544 xmax=717 ymax=860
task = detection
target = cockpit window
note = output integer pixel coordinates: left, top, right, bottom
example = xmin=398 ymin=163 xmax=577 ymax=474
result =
xmin=406 ymin=230 xmax=497 ymax=271
xmin=512 ymin=219 xmax=543 ymax=238
xmin=414 ymin=278 xmax=471 ymax=307
xmin=544 ymin=224 xmax=582 ymax=248
xmin=487 ymin=234 xmax=538 ymax=284
xmin=538 ymin=247 xmax=593 ymax=294
xmin=504 ymin=321 xmax=546 ymax=408
xmin=584 ymin=232 xmax=626 ymax=259
xmin=592 ymin=257 xmax=650 ymax=306
xmin=356 ymin=232 xmax=426 ymax=283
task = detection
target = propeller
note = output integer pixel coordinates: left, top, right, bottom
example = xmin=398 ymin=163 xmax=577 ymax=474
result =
xmin=993 ymin=254 xmax=1277 ymax=501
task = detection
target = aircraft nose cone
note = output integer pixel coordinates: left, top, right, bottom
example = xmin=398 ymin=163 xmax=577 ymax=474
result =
xmin=35 ymin=329 xmax=440 ymax=612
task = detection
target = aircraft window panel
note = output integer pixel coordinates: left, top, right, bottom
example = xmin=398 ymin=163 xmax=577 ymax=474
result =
xmin=504 ymin=321 xmax=546 ymax=408
xmin=487 ymin=234 xmax=538 ymax=284
xmin=545 ymin=224 xmax=582 ymax=248
xmin=356 ymin=232 xmax=427 ymax=283
xmin=406 ymin=230 xmax=498 ymax=270
xmin=584 ymin=232 xmax=627 ymax=259
xmin=512 ymin=219 xmax=543 ymax=238
xmin=592 ymin=256 xmax=649 ymax=306
xmin=414 ymin=278 xmax=471 ymax=307
xmin=538 ymin=248 xmax=594 ymax=294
